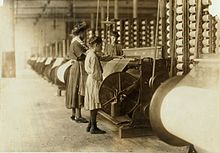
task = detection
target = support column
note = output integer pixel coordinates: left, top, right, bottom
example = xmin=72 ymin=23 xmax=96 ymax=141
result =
xmin=101 ymin=6 xmax=105 ymax=29
xmin=91 ymin=13 xmax=95 ymax=30
xmin=0 ymin=0 xmax=16 ymax=77
xmin=114 ymin=0 xmax=118 ymax=19
xmin=133 ymin=0 xmax=137 ymax=18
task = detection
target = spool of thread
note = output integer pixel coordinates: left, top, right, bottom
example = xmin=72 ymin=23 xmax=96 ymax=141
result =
xmin=167 ymin=48 xmax=171 ymax=54
xmin=177 ymin=0 xmax=183 ymax=5
xmin=176 ymin=63 xmax=184 ymax=70
xmin=142 ymin=36 xmax=146 ymax=40
xmin=176 ymin=23 xmax=183 ymax=30
xmin=176 ymin=47 xmax=183 ymax=54
xmin=189 ymin=15 xmax=196 ymax=21
xmin=176 ymin=39 xmax=184 ymax=46
xmin=166 ymin=10 xmax=170 ymax=16
xmin=177 ymin=55 xmax=184 ymax=62
xmin=202 ymin=47 xmax=209 ymax=53
xmin=166 ymin=18 xmax=170 ymax=24
xmin=133 ymin=26 xmax=137 ymax=30
xmin=215 ymin=23 xmax=219 ymax=29
xmin=125 ymin=21 xmax=129 ymax=25
xmin=189 ymin=55 xmax=195 ymax=60
xmin=158 ymin=36 xmax=162 ymax=40
xmin=177 ymin=71 xmax=184 ymax=76
xmin=176 ymin=31 xmax=183 ymax=38
xmin=159 ymin=31 xmax=162 ymax=36
xmin=141 ymin=20 xmax=146 ymax=24
xmin=189 ymin=64 xmax=194 ymax=69
xmin=125 ymin=31 xmax=129 ymax=35
xmin=202 ymin=39 xmax=209 ymax=46
xmin=166 ymin=2 xmax=170 ymax=9
xmin=190 ymin=39 xmax=196 ymax=46
xmin=202 ymin=31 xmax=210 ymax=37
xmin=125 ymin=26 xmax=129 ymax=30
xmin=189 ymin=47 xmax=195 ymax=54
xmin=166 ymin=25 xmax=170 ymax=31
xmin=176 ymin=15 xmax=183 ymax=22
xmin=189 ymin=6 xmax=196 ymax=13
xmin=202 ymin=0 xmax=211 ymax=5
xmin=159 ymin=25 xmax=162 ymax=30
xmin=176 ymin=7 xmax=183 ymax=14
xmin=202 ymin=23 xmax=209 ymax=29
xmin=150 ymin=26 xmax=154 ymax=30
xmin=116 ymin=27 xmax=120 ymax=30
xmin=142 ymin=26 xmax=146 ymax=30
xmin=202 ymin=15 xmax=209 ymax=21
xmin=125 ymin=42 xmax=129 ymax=45
xmin=133 ymin=31 xmax=137 ymax=35
xmin=167 ymin=41 xmax=171 ymax=47
xmin=125 ymin=36 xmax=129 ymax=40
xmin=150 ymin=20 xmax=154 ymax=25
xmin=189 ymin=23 xmax=196 ymax=29
xmin=189 ymin=0 xmax=196 ymax=5
xmin=142 ymin=31 xmax=146 ymax=35
xmin=142 ymin=42 xmax=146 ymax=45
xmin=167 ymin=33 xmax=170 ymax=39
xmin=189 ymin=31 xmax=196 ymax=37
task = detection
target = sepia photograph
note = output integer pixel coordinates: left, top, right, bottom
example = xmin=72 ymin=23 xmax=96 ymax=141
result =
xmin=0 ymin=0 xmax=219 ymax=152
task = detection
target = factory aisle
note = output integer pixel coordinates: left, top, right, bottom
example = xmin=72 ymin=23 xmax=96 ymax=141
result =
xmin=0 ymin=67 xmax=187 ymax=152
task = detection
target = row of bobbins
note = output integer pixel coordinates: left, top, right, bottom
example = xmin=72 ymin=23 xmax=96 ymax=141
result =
xmin=202 ymin=0 xmax=212 ymax=54
xmin=132 ymin=19 xmax=138 ymax=48
xmin=140 ymin=19 xmax=151 ymax=47
xmin=165 ymin=0 xmax=172 ymax=57
xmin=124 ymin=20 xmax=130 ymax=48
xmin=188 ymin=0 xmax=197 ymax=70
xmin=175 ymin=0 xmax=185 ymax=76
xmin=215 ymin=17 xmax=220 ymax=52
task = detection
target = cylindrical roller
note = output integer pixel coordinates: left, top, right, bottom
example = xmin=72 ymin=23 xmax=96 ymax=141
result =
xmin=189 ymin=6 xmax=196 ymax=13
xmin=176 ymin=31 xmax=183 ymax=38
xmin=189 ymin=0 xmax=196 ymax=5
xmin=176 ymin=23 xmax=183 ymax=30
xmin=202 ymin=23 xmax=209 ymax=29
xmin=202 ymin=39 xmax=209 ymax=46
xmin=176 ymin=39 xmax=183 ymax=46
xmin=176 ymin=0 xmax=183 ymax=5
xmin=189 ymin=31 xmax=196 ymax=37
xmin=176 ymin=63 xmax=183 ymax=70
xmin=176 ymin=7 xmax=183 ymax=14
xmin=189 ymin=47 xmax=195 ymax=54
xmin=202 ymin=0 xmax=211 ymax=5
xmin=189 ymin=39 xmax=196 ymax=46
xmin=189 ymin=15 xmax=196 ymax=21
xmin=150 ymin=54 xmax=220 ymax=153
xmin=176 ymin=47 xmax=183 ymax=54
xmin=202 ymin=15 xmax=209 ymax=21
xmin=177 ymin=55 xmax=184 ymax=62
xmin=202 ymin=31 xmax=210 ymax=37
xmin=189 ymin=23 xmax=196 ymax=29
xmin=202 ymin=47 xmax=210 ymax=53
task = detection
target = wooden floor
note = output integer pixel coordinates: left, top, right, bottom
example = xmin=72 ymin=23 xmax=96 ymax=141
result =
xmin=0 ymin=68 xmax=188 ymax=152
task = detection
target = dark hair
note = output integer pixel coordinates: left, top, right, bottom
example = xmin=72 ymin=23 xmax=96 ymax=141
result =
xmin=110 ymin=31 xmax=119 ymax=38
xmin=89 ymin=36 xmax=102 ymax=45
xmin=71 ymin=21 xmax=88 ymax=35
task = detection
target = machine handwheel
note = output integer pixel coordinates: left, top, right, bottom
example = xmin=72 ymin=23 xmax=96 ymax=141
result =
xmin=99 ymin=72 xmax=139 ymax=116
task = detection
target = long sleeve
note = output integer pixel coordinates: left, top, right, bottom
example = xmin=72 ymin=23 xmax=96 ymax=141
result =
xmin=85 ymin=51 xmax=102 ymax=81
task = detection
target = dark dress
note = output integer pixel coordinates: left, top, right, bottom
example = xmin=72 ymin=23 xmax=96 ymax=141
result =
xmin=65 ymin=36 xmax=88 ymax=109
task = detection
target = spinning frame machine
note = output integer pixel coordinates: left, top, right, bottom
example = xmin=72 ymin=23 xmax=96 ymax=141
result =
xmin=28 ymin=0 xmax=220 ymax=152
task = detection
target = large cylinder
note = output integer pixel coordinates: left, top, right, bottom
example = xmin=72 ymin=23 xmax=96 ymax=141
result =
xmin=150 ymin=54 xmax=220 ymax=153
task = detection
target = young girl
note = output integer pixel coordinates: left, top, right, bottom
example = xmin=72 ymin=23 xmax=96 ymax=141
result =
xmin=84 ymin=36 xmax=106 ymax=134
